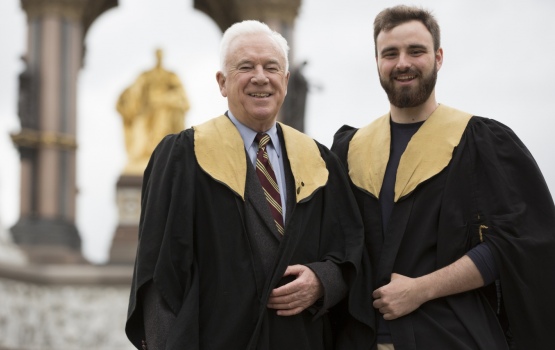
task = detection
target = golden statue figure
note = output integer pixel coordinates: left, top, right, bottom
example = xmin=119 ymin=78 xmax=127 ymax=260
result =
xmin=117 ymin=49 xmax=190 ymax=175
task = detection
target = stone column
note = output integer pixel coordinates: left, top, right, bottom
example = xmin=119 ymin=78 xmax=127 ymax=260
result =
xmin=10 ymin=0 xmax=117 ymax=264
xmin=194 ymin=0 xmax=301 ymax=59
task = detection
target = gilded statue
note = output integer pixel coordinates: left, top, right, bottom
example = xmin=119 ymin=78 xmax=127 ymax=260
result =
xmin=117 ymin=49 xmax=190 ymax=175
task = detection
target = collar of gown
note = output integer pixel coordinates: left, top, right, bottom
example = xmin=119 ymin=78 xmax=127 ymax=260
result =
xmin=348 ymin=104 xmax=472 ymax=201
xmin=193 ymin=115 xmax=328 ymax=203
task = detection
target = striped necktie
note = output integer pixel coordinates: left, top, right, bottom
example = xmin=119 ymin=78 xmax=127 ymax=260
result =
xmin=255 ymin=133 xmax=285 ymax=235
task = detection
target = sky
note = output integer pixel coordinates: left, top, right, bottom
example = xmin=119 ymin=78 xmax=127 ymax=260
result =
xmin=1 ymin=0 xmax=554 ymax=264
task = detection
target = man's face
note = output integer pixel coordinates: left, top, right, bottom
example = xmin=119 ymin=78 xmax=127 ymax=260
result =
xmin=376 ymin=20 xmax=443 ymax=108
xmin=217 ymin=33 xmax=290 ymax=132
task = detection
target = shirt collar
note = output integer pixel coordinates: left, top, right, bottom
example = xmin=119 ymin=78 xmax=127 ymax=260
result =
xmin=227 ymin=111 xmax=282 ymax=157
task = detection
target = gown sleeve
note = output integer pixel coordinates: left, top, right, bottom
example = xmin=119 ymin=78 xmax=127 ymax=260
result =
xmin=142 ymin=281 xmax=176 ymax=349
xmin=125 ymin=130 xmax=199 ymax=349
xmin=467 ymin=117 xmax=555 ymax=349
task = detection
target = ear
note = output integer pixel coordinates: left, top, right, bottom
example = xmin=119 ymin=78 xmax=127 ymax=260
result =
xmin=216 ymin=71 xmax=227 ymax=97
xmin=284 ymin=71 xmax=291 ymax=96
xmin=435 ymin=47 xmax=444 ymax=72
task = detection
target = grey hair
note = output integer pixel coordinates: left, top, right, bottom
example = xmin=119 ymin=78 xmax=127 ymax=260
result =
xmin=219 ymin=20 xmax=290 ymax=75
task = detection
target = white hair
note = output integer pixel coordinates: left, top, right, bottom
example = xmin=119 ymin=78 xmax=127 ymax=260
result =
xmin=219 ymin=20 xmax=290 ymax=75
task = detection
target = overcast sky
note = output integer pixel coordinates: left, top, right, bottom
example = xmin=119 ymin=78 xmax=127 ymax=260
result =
xmin=1 ymin=0 xmax=554 ymax=263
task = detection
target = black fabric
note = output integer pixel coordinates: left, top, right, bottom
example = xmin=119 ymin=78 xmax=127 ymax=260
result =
xmin=379 ymin=120 xmax=424 ymax=234
xmin=142 ymin=281 xmax=176 ymax=350
xmin=306 ymin=260 xmax=348 ymax=312
xmin=466 ymin=243 xmax=499 ymax=285
xmin=126 ymin=126 xmax=374 ymax=349
xmin=332 ymin=116 xmax=555 ymax=350
xmin=377 ymin=119 xmax=423 ymax=344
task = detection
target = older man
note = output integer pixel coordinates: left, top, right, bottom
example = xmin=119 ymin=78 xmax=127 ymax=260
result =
xmin=125 ymin=20 xmax=372 ymax=350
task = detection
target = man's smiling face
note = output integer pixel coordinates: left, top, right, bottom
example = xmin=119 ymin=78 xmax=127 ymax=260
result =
xmin=376 ymin=20 xmax=442 ymax=108
xmin=217 ymin=32 xmax=290 ymax=132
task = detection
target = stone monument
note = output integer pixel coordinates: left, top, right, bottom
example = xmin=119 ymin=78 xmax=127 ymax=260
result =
xmin=0 ymin=217 xmax=27 ymax=266
xmin=10 ymin=0 xmax=119 ymax=264
xmin=109 ymin=49 xmax=190 ymax=264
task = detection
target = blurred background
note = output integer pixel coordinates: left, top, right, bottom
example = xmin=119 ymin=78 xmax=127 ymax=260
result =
xmin=2 ymin=0 xmax=555 ymax=264
xmin=0 ymin=0 xmax=554 ymax=348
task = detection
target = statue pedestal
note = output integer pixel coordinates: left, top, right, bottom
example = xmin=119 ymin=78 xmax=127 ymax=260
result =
xmin=11 ymin=218 xmax=86 ymax=264
xmin=0 ymin=224 xmax=28 ymax=266
xmin=0 ymin=262 xmax=134 ymax=350
xmin=109 ymin=175 xmax=142 ymax=264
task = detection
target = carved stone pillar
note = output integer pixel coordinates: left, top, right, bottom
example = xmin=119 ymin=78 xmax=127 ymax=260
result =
xmin=194 ymin=0 xmax=301 ymax=59
xmin=10 ymin=0 xmax=117 ymax=263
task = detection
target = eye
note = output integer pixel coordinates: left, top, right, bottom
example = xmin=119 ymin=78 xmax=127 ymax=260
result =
xmin=238 ymin=64 xmax=252 ymax=71
xmin=409 ymin=49 xmax=426 ymax=56
xmin=382 ymin=52 xmax=397 ymax=59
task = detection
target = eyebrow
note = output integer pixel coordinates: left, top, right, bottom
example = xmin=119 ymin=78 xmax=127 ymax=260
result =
xmin=235 ymin=58 xmax=282 ymax=67
xmin=266 ymin=59 xmax=281 ymax=66
xmin=236 ymin=59 xmax=253 ymax=66
xmin=380 ymin=46 xmax=397 ymax=56
xmin=380 ymin=43 xmax=428 ymax=56
xmin=407 ymin=44 xmax=428 ymax=51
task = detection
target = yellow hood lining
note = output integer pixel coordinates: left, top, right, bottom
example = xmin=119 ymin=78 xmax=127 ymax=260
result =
xmin=194 ymin=116 xmax=328 ymax=203
xmin=348 ymin=105 xmax=472 ymax=201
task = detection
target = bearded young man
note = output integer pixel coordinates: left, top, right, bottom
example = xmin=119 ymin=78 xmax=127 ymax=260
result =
xmin=332 ymin=5 xmax=555 ymax=350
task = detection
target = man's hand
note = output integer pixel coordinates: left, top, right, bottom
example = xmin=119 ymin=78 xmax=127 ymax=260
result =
xmin=372 ymin=273 xmax=426 ymax=320
xmin=267 ymin=265 xmax=324 ymax=316
xmin=373 ymin=256 xmax=485 ymax=320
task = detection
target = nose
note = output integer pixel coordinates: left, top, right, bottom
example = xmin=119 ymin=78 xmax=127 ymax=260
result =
xmin=251 ymin=65 xmax=269 ymax=84
xmin=396 ymin=53 xmax=411 ymax=71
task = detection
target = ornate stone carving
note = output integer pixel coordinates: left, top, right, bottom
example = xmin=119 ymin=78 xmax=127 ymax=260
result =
xmin=194 ymin=0 xmax=301 ymax=32
xmin=0 ymin=268 xmax=133 ymax=350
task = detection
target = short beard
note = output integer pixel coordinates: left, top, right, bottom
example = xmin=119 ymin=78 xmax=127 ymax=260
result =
xmin=380 ymin=63 xmax=437 ymax=108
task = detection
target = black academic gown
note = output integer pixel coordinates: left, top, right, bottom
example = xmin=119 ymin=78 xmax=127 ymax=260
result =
xmin=126 ymin=115 xmax=373 ymax=349
xmin=332 ymin=104 xmax=555 ymax=350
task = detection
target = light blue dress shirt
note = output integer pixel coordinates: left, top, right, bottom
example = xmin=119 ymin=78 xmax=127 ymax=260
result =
xmin=228 ymin=112 xmax=287 ymax=221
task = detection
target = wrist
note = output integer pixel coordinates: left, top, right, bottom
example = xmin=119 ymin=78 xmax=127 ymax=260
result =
xmin=414 ymin=274 xmax=436 ymax=304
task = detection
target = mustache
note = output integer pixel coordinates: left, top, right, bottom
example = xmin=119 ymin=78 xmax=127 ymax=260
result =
xmin=390 ymin=68 xmax=420 ymax=78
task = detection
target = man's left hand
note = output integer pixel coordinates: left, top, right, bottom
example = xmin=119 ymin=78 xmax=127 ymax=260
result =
xmin=267 ymin=265 xmax=324 ymax=316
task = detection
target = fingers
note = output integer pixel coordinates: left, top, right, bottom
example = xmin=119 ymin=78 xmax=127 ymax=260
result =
xmin=371 ymin=273 xmax=418 ymax=320
xmin=271 ymin=306 xmax=304 ymax=316
xmin=267 ymin=289 xmax=306 ymax=316
xmin=267 ymin=292 xmax=304 ymax=314
xmin=270 ymin=265 xmax=309 ymax=297
xmin=266 ymin=265 xmax=323 ymax=316
xmin=372 ymin=296 xmax=400 ymax=320
xmin=269 ymin=288 xmax=296 ymax=304
xmin=267 ymin=278 xmax=306 ymax=310
xmin=372 ymin=274 xmax=398 ymax=317
xmin=282 ymin=264 xmax=304 ymax=277
xmin=270 ymin=279 xmax=296 ymax=298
